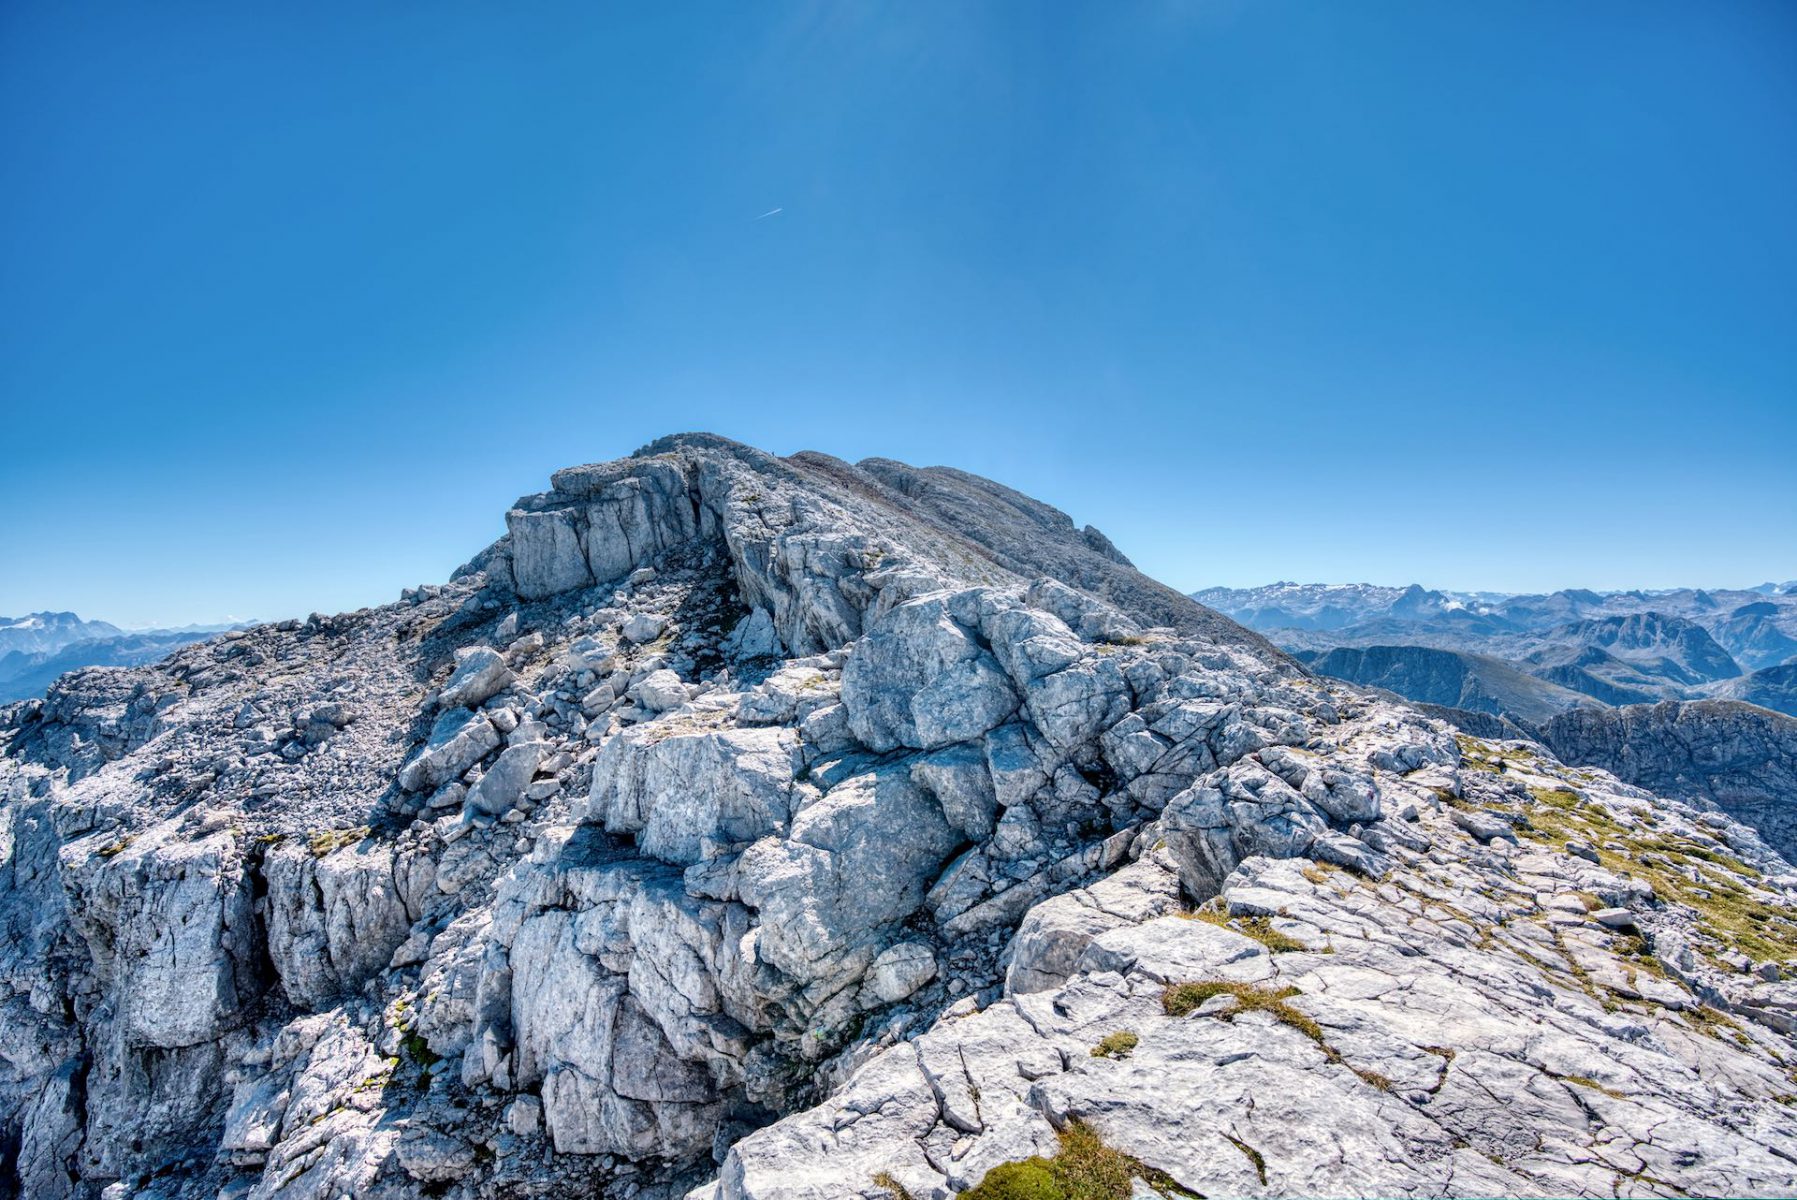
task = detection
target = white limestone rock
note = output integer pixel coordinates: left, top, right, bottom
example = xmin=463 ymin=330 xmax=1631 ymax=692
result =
xmin=264 ymin=837 xmax=411 ymax=1009
xmin=439 ymin=645 xmax=516 ymax=709
xmin=863 ymin=941 xmax=937 ymax=1004
xmin=631 ymin=668 xmax=691 ymax=713
xmin=840 ymin=592 xmax=1019 ymax=752
xmin=622 ymin=613 xmax=669 ymax=645
xmin=590 ymin=724 xmax=801 ymax=865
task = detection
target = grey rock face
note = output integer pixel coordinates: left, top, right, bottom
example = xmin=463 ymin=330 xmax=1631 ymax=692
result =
xmin=265 ymin=838 xmax=412 ymax=1009
xmin=1538 ymin=699 xmax=1797 ymax=863
xmin=841 ymin=592 xmax=1019 ymax=752
xmin=438 ymin=645 xmax=515 ymax=709
xmin=59 ymin=817 xmax=262 ymax=1049
xmin=738 ymin=761 xmax=961 ymax=989
xmin=4 ymin=434 xmax=1795 ymax=1200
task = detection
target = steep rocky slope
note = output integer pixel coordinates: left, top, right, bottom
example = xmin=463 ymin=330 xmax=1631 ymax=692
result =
xmin=1708 ymin=662 xmax=1797 ymax=719
xmin=1536 ymin=701 xmax=1797 ymax=865
xmin=1294 ymin=645 xmax=1597 ymax=726
xmin=3 ymin=435 xmax=1795 ymax=1200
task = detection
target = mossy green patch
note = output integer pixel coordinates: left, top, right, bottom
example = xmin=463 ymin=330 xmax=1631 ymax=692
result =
xmin=1189 ymin=909 xmax=1318 ymax=954
xmin=1559 ymin=1074 xmax=1628 ymax=1100
xmin=874 ymin=1171 xmax=918 ymax=1200
xmin=1685 ymin=1004 xmax=1751 ymax=1048
xmin=308 ymin=826 xmax=369 ymax=858
xmin=400 ymin=1030 xmax=440 ymax=1069
xmin=1162 ymin=981 xmax=1325 ymax=1047
xmin=959 ymin=1120 xmax=1199 ymax=1199
xmin=1089 ymin=1031 xmax=1138 ymax=1059
xmin=1456 ymin=735 xmax=1538 ymax=774
xmin=1516 ymin=792 xmax=1797 ymax=965
xmin=1222 ymin=1133 xmax=1267 ymax=1185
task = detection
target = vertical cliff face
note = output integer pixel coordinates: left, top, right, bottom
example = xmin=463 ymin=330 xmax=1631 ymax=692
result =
xmin=2 ymin=434 xmax=1795 ymax=1200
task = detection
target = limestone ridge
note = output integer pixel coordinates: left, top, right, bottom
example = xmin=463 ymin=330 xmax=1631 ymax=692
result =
xmin=0 ymin=434 xmax=1791 ymax=1200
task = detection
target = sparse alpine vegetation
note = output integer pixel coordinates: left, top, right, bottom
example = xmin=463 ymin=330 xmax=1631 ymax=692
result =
xmin=3 ymin=436 xmax=1794 ymax=1200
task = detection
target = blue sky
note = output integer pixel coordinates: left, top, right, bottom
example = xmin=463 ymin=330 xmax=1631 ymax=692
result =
xmin=3 ymin=1 xmax=1793 ymax=627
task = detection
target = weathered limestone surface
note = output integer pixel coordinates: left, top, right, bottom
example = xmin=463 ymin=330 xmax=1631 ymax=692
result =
xmin=1 ymin=434 xmax=1792 ymax=1200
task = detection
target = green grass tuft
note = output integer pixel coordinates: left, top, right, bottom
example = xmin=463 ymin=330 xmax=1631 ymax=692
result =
xmin=1089 ymin=1031 xmax=1139 ymax=1060
xmin=1189 ymin=909 xmax=1319 ymax=954
xmin=1222 ymin=1133 xmax=1267 ymax=1185
xmin=1162 ymin=981 xmax=1324 ymax=1047
xmin=308 ymin=825 xmax=369 ymax=858
xmin=959 ymin=1120 xmax=1199 ymax=1199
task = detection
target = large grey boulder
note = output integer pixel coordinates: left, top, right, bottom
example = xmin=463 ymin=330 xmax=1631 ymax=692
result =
xmin=737 ymin=763 xmax=960 ymax=989
xmin=438 ymin=645 xmax=515 ymax=709
xmin=398 ymin=706 xmax=503 ymax=793
xmin=505 ymin=876 xmax=725 ymax=1159
xmin=1003 ymin=853 xmax=1184 ymax=994
xmin=909 ymin=743 xmax=999 ymax=840
xmin=577 ymin=459 xmax=700 ymax=583
xmin=589 ymin=724 xmax=801 ymax=864
xmin=630 ymin=668 xmax=690 ymax=713
xmin=464 ymin=739 xmax=544 ymax=818
xmin=264 ymin=838 xmax=412 ymax=1009
xmin=840 ymin=592 xmax=1018 ymax=752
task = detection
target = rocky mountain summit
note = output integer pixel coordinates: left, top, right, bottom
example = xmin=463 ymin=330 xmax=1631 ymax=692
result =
xmin=4 ymin=435 xmax=1796 ymax=1200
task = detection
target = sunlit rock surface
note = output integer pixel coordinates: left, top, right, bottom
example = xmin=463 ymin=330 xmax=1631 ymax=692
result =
xmin=2 ymin=434 xmax=1793 ymax=1199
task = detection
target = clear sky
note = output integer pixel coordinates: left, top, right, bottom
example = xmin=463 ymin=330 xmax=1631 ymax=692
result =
xmin=3 ymin=1 xmax=1794 ymax=627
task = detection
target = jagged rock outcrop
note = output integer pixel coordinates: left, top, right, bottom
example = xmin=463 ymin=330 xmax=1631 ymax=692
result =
xmin=2 ymin=434 xmax=1794 ymax=1200
xmin=1538 ymin=699 xmax=1797 ymax=864
xmin=1710 ymin=661 xmax=1797 ymax=719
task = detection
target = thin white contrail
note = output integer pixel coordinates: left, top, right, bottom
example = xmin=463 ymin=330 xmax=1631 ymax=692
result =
xmin=754 ymin=207 xmax=783 ymax=221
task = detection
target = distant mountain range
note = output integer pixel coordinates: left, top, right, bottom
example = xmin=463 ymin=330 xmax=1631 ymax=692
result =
xmin=1192 ymin=581 xmax=1797 ymax=721
xmin=0 ymin=611 xmax=124 ymax=656
xmin=0 ymin=611 xmax=247 ymax=702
